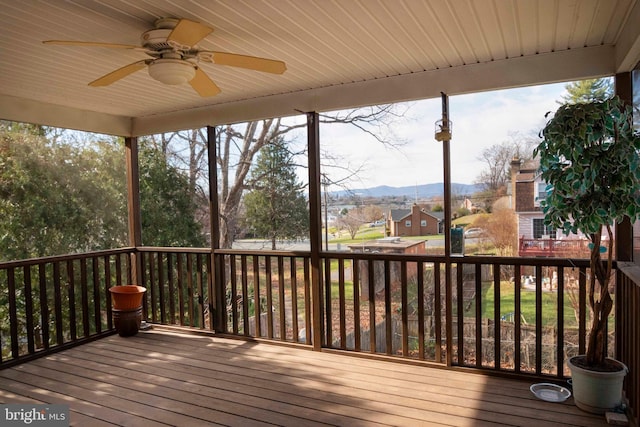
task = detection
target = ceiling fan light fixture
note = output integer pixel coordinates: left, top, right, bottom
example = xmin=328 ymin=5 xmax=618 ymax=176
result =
xmin=148 ymin=59 xmax=195 ymax=85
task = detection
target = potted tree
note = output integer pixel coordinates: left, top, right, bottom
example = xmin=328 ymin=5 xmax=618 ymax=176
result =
xmin=535 ymin=96 xmax=640 ymax=413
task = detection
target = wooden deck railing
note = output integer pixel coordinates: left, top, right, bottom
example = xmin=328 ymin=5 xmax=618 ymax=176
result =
xmin=216 ymin=250 xmax=312 ymax=343
xmin=0 ymin=248 xmax=134 ymax=368
xmin=617 ymin=263 xmax=640 ymax=422
xmin=0 ymin=247 xmax=213 ymax=368
xmin=318 ymin=253 xmax=598 ymax=379
xmin=2 ymin=246 xmax=638 ymax=419
xmin=519 ymin=237 xmax=590 ymax=257
xmin=213 ymin=250 xmax=603 ymax=378
xmin=137 ymin=247 xmax=212 ymax=330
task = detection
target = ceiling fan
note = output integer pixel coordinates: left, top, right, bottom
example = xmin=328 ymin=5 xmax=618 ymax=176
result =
xmin=43 ymin=18 xmax=287 ymax=97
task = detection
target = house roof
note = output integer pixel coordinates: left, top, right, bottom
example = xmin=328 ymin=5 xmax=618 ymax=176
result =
xmin=390 ymin=209 xmax=411 ymax=221
xmin=348 ymin=238 xmax=424 ymax=252
xmin=0 ymin=0 xmax=639 ymax=137
xmin=389 ymin=209 xmax=444 ymax=222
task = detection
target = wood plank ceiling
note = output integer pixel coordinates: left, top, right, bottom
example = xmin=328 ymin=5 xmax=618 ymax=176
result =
xmin=0 ymin=0 xmax=638 ymax=136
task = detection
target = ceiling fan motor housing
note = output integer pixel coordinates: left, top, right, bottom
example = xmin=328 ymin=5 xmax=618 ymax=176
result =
xmin=141 ymin=28 xmax=173 ymax=50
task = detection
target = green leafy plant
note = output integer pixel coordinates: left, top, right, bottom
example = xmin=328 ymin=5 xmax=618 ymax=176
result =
xmin=534 ymin=96 xmax=640 ymax=368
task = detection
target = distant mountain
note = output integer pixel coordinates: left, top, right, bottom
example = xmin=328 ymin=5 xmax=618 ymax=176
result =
xmin=331 ymin=183 xmax=483 ymax=198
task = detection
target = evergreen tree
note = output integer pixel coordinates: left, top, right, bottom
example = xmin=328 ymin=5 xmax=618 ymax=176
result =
xmin=138 ymin=145 xmax=207 ymax=247
xmin=244 ymin=139 xmax=309 ymax=249
xmin=561 ymin=78 xmax=613 ymax=104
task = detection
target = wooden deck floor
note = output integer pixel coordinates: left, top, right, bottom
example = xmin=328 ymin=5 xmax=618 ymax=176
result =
xmin=0 ymin=328 xmax=607 ymax=426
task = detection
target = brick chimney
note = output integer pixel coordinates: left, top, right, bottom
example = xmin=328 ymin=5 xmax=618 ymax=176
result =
xmin=510 ymin=157 xmax=522 ymax=209
xmin=510 ymin=157 xmax=522 ymax=185
xmin=411 ymin=204 xmax=420 ymax=235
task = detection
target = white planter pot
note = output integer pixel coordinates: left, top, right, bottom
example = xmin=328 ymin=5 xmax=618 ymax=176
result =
xmin=567 ymin=355 xmax=628 ymax=414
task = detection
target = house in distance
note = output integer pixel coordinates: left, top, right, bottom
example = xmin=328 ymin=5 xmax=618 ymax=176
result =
xmin=387 ymin=204 xmax=444 ymax=237
xmin=511 ymin=157 xmax=590 ymax=257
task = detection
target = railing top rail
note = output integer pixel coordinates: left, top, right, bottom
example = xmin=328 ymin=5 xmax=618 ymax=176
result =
xmin=146 ymin=246 xmax=596 ymax=268
xmin=0 ymin=245 xmax=597 ymax=270
xmin=214 ymin=248 xmax=310 ymax=257
xmin=137 ymin=246 xmax=212 ymax=254
xmin=0 ymin=247 xmax=135 ymax=269
xmin=519 ymin=237 xmax=589 ymax=242
xmin=319 ymin=251 xmax=593 ymax=267
xmin=619 ymin=262 xmax=640 ymax=287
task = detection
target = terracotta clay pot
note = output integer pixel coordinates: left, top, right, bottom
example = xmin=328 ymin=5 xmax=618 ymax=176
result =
xmin=109 ymin=285 xmax=146 ymax=336
xmin=109 ymin=285 xmax=146 ymax=310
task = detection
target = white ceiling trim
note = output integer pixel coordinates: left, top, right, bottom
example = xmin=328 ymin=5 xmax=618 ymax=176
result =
xmin=0 ymin=94 xmax=132 ymax=136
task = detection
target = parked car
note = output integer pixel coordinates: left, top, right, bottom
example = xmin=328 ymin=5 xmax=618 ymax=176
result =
xmin=464 ymin=227 xmax=486 ymax=238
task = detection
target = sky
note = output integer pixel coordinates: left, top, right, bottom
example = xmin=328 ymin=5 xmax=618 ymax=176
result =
xmin=316 ymin=82 xmax=570 ymax=190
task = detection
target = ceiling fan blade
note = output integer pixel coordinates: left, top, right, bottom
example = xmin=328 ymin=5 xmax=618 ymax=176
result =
xmin=208 ymin=52 xmax=286 ymax=74
xmin=89 ymin=60 xmax=148 ymax=87
xmin=167 ymin=19 xmax=213 ymax=47
xmin=189 ymin=68 xmax=221 ymax=97
xmin=43 ymin=40 xmax=142 ymax=50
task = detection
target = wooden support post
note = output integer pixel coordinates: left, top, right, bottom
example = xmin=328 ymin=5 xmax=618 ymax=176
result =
xmin=614 ymin=72 xmax=634 ymax=363
xmin=439 ymin=93 xmax=452 ymax=258
xmin=207 ymin=125 xmax=223 ymax=332
xmin=437 ymin=92 xmax=454 ymax=366
xmin=307 ymin=112 xmax=324 ymax=350
xmin=615 ymin=72 xmax=633 ymax=263
xmin=125 ymin=136 xmax=142 ymax=286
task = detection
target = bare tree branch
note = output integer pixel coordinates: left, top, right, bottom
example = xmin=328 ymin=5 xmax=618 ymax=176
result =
xmin=150 ymin=103 xmax=411 ymax=248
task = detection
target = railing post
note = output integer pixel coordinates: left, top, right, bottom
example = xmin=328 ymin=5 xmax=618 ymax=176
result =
xmin=307 ymin=112 xmax=324 ymax=350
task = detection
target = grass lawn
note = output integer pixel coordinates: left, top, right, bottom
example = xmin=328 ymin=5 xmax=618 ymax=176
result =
xmin=478 ymin=280 xmax=579 ymax=328
xmin=328 ymin=226 xmax=443 ymax=245
xmin=329 ymin=227 xmax=384 ymax=243
xmin=326 ymin=259 xmax=356 ymax=300
xmin=452 ymin=213 xmax=484 ymax=227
